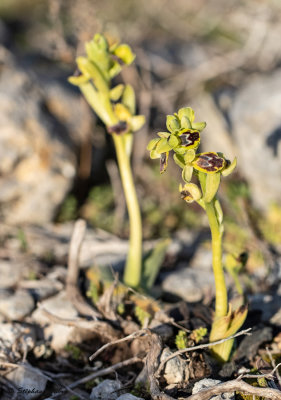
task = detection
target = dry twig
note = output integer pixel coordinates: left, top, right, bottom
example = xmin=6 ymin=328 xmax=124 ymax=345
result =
xmin=48 ymin=357 xmax=142 ymax=400
xmin=186 ymin=379 xmax=281 ymax=400
xmin=66 ymin=219 xmax=101 ymax=319
xmin=89 ymin=329 xmax=148 ymax=361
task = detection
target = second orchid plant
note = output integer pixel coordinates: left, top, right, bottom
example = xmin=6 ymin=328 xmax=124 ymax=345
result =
xmin=148 ymin=107 xmax=248 ymax=362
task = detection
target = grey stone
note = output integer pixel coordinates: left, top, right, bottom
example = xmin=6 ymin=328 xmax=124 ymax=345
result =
xmin=0 ymin=260 xmax=23 ymax=288
xmin=0 ymin=55 xmax=91 ymax=224
xmin=249 ymin=293 xmax=280 ymax=322
xmin=162 ymin=267 xmax=214 ymax=302
xmin=160 ymin=347 xmax=189 ymax=385
xmin=31 ymin=291 xmax=96 ymax=351
xmin=0 ymin=290 xmax=34 ymax=320
xmin=230 ymin=69 xmax=281 ymax=209
xmin=117 ymin=395 xmax=144 ymax=400
xmin=192 ymin=378 xmax=234 ymax=399
xmin=5 ymin=364 xmax=47 ymax=400
xmin=90 ymin=379 xmax=122 ymax=400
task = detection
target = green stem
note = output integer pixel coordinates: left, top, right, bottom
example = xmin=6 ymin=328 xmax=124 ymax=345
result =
xmin=113 ymin=135 xmax=142 ymax=287
xmin=79 ymin=82 xmax=142 ymax=287
xmin=205 ymin=200 xmax=228 ymax=319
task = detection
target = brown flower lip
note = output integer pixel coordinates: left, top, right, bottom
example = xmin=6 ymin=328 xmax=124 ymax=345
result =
xmin=180 ymin=131 xmax=200 ymax=147
xmin=107 ymin=121 xmax=128 ymax=135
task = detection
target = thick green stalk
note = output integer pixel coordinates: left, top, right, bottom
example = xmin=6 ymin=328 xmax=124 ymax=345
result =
xmin=113 ymin=134 xmax=142 ymax=287
xmin=205 ymin=200 xmax=228 ymax=319
xmin=79 ymin=82 xmax=142 ymax=287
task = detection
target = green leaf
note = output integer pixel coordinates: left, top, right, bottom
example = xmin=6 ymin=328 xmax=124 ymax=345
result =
xmin=109 ymin=61 xmax=122 ymax=79
xmin=142 ymin=239 xmax=171 ymax=289
xmin=182 ymin=165 xmax=193 ymax=183
xmin=204 ymin=172 xmax=221 ymax=203
xmin=177 ymin=107 xmax=194 ymax=123
xmin=109 ymin=84 xmax=124 ymax=101
xmin=173 ymin=153 xmax=185 ymax=168
xmin=131 ymin=115 xmax=145 ymax=132
xmin=180 ymin=116 xmax=192 ymax=129
xmin=122 ymin=84 xmax=135 ymax=114
xmin=156 ymin=138 xmax=172 ymax=153
xmin=113 ymin=44 xmax=135 ymax=65
xmin=166 ymin=115 xmax=180 ymax=133
xmin=192 ymin=121 xmax=206 ymax=131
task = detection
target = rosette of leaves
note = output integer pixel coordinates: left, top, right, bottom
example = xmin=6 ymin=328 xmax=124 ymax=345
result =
xmin=148 ymin=106 xmax=247 ymax=362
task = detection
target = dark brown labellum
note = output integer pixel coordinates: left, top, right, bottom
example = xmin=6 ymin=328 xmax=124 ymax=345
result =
xmin=107 ymin=121 xmax=128 ymax=135
xmin=160 ymin=152 xmax=169 ymax=174
xmin=196 ymin=152 xmax=224 ymax=172
xmin=180 ymin=131 xmax=199 ymax=147
xmin=180 ymin=190 xmax=191 ymax=200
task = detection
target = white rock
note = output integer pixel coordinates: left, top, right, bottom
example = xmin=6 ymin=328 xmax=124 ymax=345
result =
xmin=5 ymin=364 xmax=47 ymax=400
xmin=31 ymin=291 xmax=97 ymax=351
xmin=160 ymin=347 xmax=189 ymax=385
xmin=162 ymin=267 xmax=214 ymax=302
xmin=0 ymin=260 xmax=23 ymax=288
xmin=117 ymin=395 xmax=144 ymax=400
xmin=0 ymin=290 xmax=34 ymax=320
xmin=192 ymin=378 xmax=234 ymax=399
xmin=90 ymin=379 xmax=122 ymax=400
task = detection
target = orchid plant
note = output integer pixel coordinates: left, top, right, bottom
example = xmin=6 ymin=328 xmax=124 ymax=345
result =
xmin=69 ymin=34 xmax=145 ymax=288
xmin=147 ymin=107 xmax=248 ymax=362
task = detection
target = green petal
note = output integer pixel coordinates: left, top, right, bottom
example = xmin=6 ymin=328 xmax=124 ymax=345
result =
xmin=109 ymin=84 xmax=124 ymax=101
xmin=173 ymin=153 xmax=185 ymax=168
xmin=122 ymin=84 xmax=135 ymax=114
xmin=156 ymin=138 xmax=172 ymax=153
xmin=157 ymin=132 xmax=170 ymax=139
xmin=166 ymin=115 xmax=180 ymax=133
xmin=150 ymin=149 xmax=160 ymax=159
xmin=168 ymin=135 xmax=180 ymax=148
xmin=184 ymin=149 xmax=196 ymax=163
xmin=177 ymin=107 xmax=195 ymax=123
xmin=180 ymin=116 xmax=192 ymax=129
xmin=221 ymin=157 xmax=237 ymax=177
xmin=68 ymin=74 xmax=90 ymax=86
xmin=192 ymin=121 xmax=206 ymax=131
xmin=182 ymin=165 xmax=193 ymax=183
xmin=131 ymin=115 xmax=145 ymax=132
xmin=147 ymin=138 xmax=160 ymax=151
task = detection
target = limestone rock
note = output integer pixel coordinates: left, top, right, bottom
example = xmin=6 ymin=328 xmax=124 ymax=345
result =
xmin=0 ymin=53 xmax=91 ymax=224
xmin=192 ymin=378 xmax=234 ymax=399
xmin=90 ymin=379 xmax=122 ymax=400
xmin=230 ymin=69 xmax=281 ymax=209
xmin=160 ymin=347 xmax=189 ymax=385
xmin=0 ymin=290 xmax=34 ymax=320
xmin=5 ymin=364 xmax=47 ymax=400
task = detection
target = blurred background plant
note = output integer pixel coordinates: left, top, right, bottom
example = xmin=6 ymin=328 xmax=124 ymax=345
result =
xmin=0 ymin=0 xmax=281 ymax=278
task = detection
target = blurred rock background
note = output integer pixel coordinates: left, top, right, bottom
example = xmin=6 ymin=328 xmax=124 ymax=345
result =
xmin=0 ymin=0 xmax=281 ymax=263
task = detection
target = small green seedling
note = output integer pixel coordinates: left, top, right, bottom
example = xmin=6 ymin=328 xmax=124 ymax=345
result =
xmin=148 ymin=106 xmax=248 ymax=362
xmin=69 ymin=34 xmax=145 ymax=288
